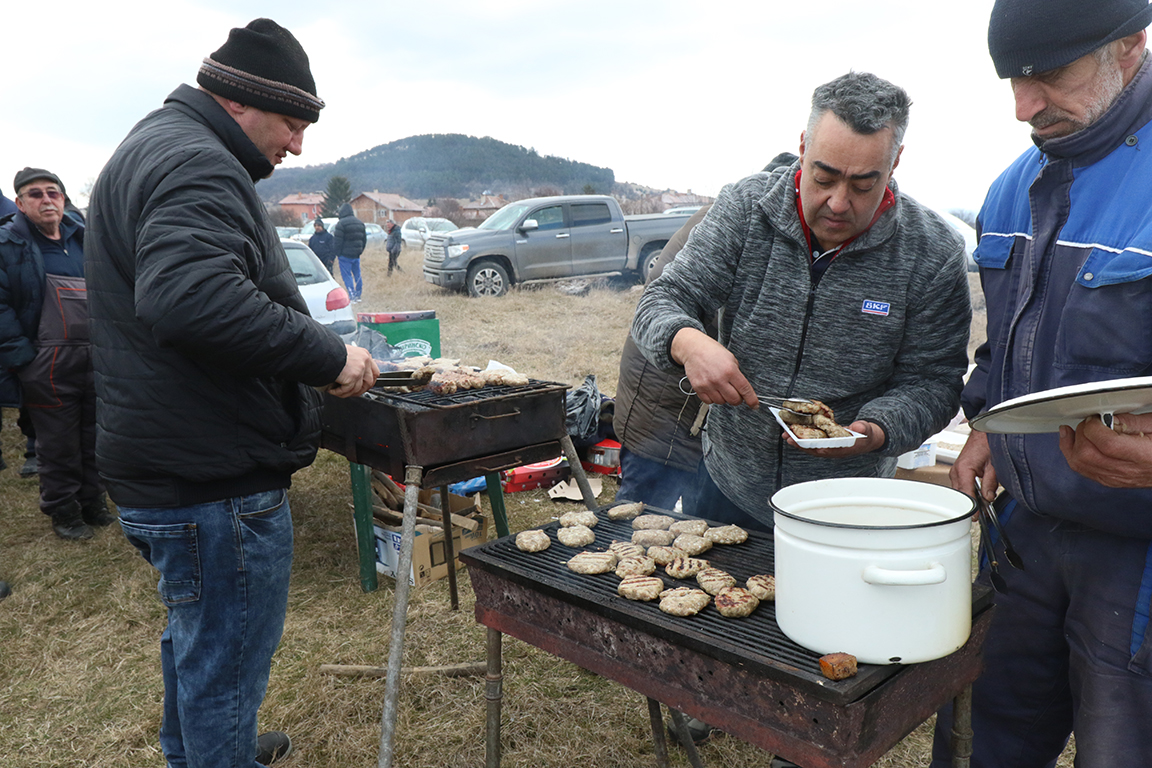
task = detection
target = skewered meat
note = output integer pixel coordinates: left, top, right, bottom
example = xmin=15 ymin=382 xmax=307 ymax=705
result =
xmin=479 ymin=368 xmax=530 ymax=387
xmin=515 ymin=530 xmax=550 ymax=553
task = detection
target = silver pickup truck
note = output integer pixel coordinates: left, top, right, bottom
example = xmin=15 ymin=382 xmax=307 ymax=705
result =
xmin=422 ymin=194 xmax=691 ymax=297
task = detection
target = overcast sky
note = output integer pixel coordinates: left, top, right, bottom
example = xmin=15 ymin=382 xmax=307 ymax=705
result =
xmin=4 ymin=0 xmax=1031 ymax=215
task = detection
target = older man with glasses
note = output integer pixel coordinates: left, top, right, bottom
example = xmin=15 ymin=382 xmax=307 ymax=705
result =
xmin=0 ymin=168 xmax=109 ymax=540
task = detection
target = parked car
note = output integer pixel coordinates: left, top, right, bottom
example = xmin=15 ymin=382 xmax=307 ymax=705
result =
xmin=364 ymin=222 xmax=386 ymax=243
xmin=281 ymin=239 xmax=355 ymax=335
xmin=422 ymin=194 xmax=692 ymax=297
xmin=401 ymin=217 xmax=458 ymax=248
xmin=275 ymin=225 xmax=301 ymax=239
xmin=662 ymin=205 xmax=702 ymax=216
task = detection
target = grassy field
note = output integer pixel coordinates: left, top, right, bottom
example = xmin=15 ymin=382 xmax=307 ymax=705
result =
xmin=0 ymin=245 xmax=1070 ymax=767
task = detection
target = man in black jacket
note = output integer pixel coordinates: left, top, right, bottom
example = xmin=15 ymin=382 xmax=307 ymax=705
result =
xmin=332 ymin=203 xmax=366 ymax=301
xmin=85 ymin=19 xmax=377 ymax=768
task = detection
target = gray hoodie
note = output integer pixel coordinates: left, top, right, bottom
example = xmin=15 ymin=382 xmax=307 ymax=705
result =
xmin=631 ymin=163 xmax=971 ymax=523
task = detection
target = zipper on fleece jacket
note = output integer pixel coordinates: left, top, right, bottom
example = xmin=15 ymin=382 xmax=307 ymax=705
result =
xmin=774 ymin=278 xmax=821 ymax=491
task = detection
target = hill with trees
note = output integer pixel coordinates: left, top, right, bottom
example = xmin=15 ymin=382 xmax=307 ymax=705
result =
xmin=256 ymin=134 xmax=616 ymax=203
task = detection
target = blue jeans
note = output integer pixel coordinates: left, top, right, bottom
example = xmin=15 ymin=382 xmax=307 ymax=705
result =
xmin=119 ymin=489 xmax=293 ymax=768
xmin=338 ymin=256 xmax=362 ymax=300
xmin=616 ymin=447 xmax=700 ymax=515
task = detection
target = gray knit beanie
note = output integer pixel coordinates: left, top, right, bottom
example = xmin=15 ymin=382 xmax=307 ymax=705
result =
xmin=197 ymin=18 xmax=325 ymax=122
xmin=989 ymin=0 xmax=1152 ymax=78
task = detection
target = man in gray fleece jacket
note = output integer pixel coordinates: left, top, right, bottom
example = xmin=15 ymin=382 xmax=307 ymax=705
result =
xmin=631 ymin=72 xmax=971 ymax=531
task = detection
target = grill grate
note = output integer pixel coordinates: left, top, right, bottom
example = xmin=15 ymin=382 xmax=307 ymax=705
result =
xmin=462 ymin=502 xmax=902 ymax=695
xmin=365 ymin=378 xmax=569 ymax=410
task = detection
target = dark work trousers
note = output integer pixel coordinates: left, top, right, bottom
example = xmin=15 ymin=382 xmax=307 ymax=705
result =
xmin=616 ymin=447 xmax=700 ymax=515
xmin=387 ymin=247 xmax=401 ymax=275
xmin=931 ymin=501 xmax=1152 ymax=768
xmin=17 ymin=273 xmax=102 ymax=517
xmin=692 ymin=459 xmax=772 ymax=532
xmin=18 ymin=406 xmax=36 ymax=454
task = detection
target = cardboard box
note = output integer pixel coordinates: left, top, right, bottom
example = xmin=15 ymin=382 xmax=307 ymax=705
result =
xmin=895 ymin=463 xmax=953 ymax=488
xmin=502 ymin=456 xmax=569 ymax=493
xmin=897 ymin=442 xmax=937 ymax=470
xmin=373 ymin=489 xmax=488 ymax=587
xmin=357 ymin=312 xmax=441 ymax=358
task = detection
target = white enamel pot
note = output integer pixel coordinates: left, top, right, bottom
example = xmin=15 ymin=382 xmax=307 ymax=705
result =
xmin=770 ymin=477 xmax=975 ymax=665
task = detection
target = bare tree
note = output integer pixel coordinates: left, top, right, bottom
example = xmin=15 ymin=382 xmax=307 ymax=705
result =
xmin=266 ymin=206 xmax=299 ymax=227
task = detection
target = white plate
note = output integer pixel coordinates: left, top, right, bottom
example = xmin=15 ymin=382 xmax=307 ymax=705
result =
xmin=927 ymin=430 xmax=970 ymax=464
xmin=969 ymin=376 xmax=1152 ymax=434
xmin=769 ymin=407 xmax=864 ymax=448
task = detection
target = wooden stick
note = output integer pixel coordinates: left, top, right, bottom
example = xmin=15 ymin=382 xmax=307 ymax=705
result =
xmin=370 ymin=471 xmax=480 ymax=531
xmin=320 ymin=662 xmax=486 ymax=679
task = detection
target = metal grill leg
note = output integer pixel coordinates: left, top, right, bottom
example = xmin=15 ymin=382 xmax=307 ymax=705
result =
xmin=485 ymin=628 xmax=503 ymax=768
xmin=439 ymin=484 xmax=459 ymax=610
xmin=349 ymin=462 xmax=379 ymax=592
xmin=486 ymin=472 xmax=511 ymax=538
xmin=377 ymin=465 xmax=424 ymax=768
xmin=647 ymin=698 xmax=670 ymax=768
xmin=951 ymin=683 xmax=973 ymax=768
xmin=667 ymin=708 xmax=707 ymax=768
xmin=560 ymin=435 xmax=599 ymax=511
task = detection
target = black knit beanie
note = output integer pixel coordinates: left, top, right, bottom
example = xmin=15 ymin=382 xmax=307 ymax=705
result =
xmin=989 ymin=0 xmax=1152 ymax=78
xmin=197 ymin=18 xmax=325 ymax=122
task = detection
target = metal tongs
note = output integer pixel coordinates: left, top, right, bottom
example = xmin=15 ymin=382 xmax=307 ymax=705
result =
xmin=676 ymin=377 xmax=815 ymax=413
xmin=974 ymin=479 xmax=1024 ymax=592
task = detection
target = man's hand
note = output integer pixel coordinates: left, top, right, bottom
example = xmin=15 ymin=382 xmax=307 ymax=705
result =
xmin=786 ymin=420 xmax=885 ymax=458
xmin=670 ymin=327 xmax=758 ymax=409
xmin=950 ymin=429 xmax=998 ymax=501
xmin=1060 ymin=412 xmax=1152 ymax=487
xmin=327 ymin=345 xmax=378 ymax=398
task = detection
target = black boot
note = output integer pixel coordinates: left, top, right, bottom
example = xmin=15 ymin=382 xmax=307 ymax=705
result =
xmin=51 ymin=502 xmax=94 ymax=540
xmin=0 ymin=581 xmax=11 ymax=600
xmin=81 ymin=493 xmax=116 ymax=527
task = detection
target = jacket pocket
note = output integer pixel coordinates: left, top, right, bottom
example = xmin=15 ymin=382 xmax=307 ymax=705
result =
xmin=1055 ymin=248 xmax=1152 ymax=374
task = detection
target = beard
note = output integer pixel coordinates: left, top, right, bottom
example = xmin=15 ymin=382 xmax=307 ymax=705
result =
xmin=1030 ymin=56 xmax=1126 ymax=140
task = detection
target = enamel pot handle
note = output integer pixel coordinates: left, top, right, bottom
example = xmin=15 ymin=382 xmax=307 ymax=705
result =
xmin=862 ymin=562 xmax=946 ymax=586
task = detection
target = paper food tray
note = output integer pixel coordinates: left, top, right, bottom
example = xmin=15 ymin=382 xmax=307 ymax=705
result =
xmin=769 ymin=407 xmax=864 ymax=448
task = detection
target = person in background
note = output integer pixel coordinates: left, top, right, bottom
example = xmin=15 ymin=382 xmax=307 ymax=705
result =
xmin=0 ymin=168 xmax=108 ymax=540
xmin=0 ymin=187 xmax=39 ymax=480
xmin=332 ymin=202 xmax=366 ymax=302
xmin=385 ymin=218 xmax=402 ymax=275
xmin=85 ymin=18 xmax=378 ymax=767
xmin=308 ymin=218 xmax=335 ymax=273
xmin=932 ymin=1 xmax=1152 ymax=766
xmin=631 ymin=72 xmax=971 ymax=540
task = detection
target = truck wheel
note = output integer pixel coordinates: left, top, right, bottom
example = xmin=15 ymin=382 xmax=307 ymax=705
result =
xmin=467 ymin=261 xmax=510 ymax=297
xmin=641 ymin=246 xmax=664 ymax=282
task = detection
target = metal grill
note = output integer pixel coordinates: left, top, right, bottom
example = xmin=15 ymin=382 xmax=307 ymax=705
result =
xmin=462 ymin=502 xmax=935 ymax=701
xmin=365 ymin=379 xmax=568 ymax=410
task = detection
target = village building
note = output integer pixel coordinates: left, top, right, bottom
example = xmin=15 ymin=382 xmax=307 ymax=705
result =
xmin=351 ymin=191 xmax=423 ymax=225
xmin=277 ymin=193 xmax=325 ymax=223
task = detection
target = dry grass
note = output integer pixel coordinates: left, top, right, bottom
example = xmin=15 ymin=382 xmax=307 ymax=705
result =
xmin=0 ymin=247 xmax=1072 ymax=767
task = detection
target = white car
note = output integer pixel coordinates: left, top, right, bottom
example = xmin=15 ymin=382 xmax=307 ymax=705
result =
xmin=934 ymin=210 xmax=979 ymax=272
xmin=401 ymin=217 xmax=458 ymax=248
xmin=282 ymin=239 xmax=356 ymax=335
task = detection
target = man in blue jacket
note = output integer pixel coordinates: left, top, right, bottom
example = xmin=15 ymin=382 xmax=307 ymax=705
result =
xmin=307 ymin=218 xmax=336 ymax=273
xmin=0 ymin=168 xmax=107 ymax=540
xmin=933 ymin=1 xmax=1152 ymax=766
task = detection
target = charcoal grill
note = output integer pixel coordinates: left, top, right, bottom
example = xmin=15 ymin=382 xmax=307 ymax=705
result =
xmin=462 ymin=503 xmax=994 ymax=768
xmin=320 ymin=378 xmax=600 ymax=768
